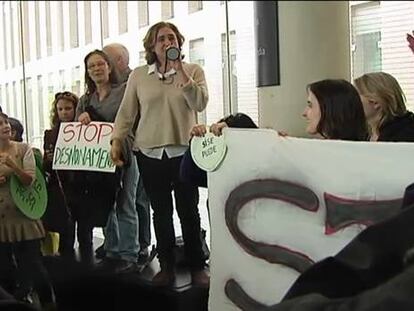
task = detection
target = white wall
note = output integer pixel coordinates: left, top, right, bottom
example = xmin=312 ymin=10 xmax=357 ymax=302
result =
xmin=258 ymin=1 xmax=351 ymax=137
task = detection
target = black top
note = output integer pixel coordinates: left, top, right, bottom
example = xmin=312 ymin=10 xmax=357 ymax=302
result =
xmin=378 ymin=111 xmax=414 ymax=142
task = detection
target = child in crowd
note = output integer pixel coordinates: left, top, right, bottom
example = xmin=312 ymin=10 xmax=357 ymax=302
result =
xmin=42 ymin=91 xmax=78 ymax=259
xmin=0 ymin=112 xmax=55 ymax=310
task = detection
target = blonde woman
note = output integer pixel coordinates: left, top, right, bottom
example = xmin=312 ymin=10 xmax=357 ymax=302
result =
xmin=354 ymin=72 xmax=414 ymax=142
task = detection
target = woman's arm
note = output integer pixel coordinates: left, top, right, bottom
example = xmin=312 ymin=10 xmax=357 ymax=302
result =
xmin=0 ymin=152 xmax=33 ymax=186
xmin=181 ymin=63 xmax=209 ymax=112
xmin=111 ymin=69 xmax=140 ymax=166
xmin=112 ymin=70 xmax=140 ymax=142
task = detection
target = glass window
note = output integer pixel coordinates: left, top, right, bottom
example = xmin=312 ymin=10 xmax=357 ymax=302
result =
xmin=5 ymin=83 xmax=9 ymax=114
xmin=226 ymin=1 xmax=258 ymax=123
xmin=118 ymin=1 xmax=128 ymax=34
xmin=45 ymin=1 xmax=52 ymax=56
xmin=139 ymin=51 xmax=146 ymax=66
xmin=101 ymin=1 xmax=109 ymax=39
xmin=71 ymin=66 xmax=81 ymax=96
xmin=84 ymin=2 xmax=92 ymax=45
xmin=188 ymin=1 xmax=203 ymax=14
xmin=351 ymin=1 xmax=382 ymax=79
xmin=57 ymin=1 xmax=64 ymax=52
xmin=0 ymin=0 xmax=260 ymax=142
xmin=350 ymin=1 xmax=414 ymax=111
xmin=22 ymin=1 xmax=30 ymax=62
xmin=138 ymin=1 xmax=149 ymax=28
xmin=1 ymin=2 xmax=8 ymax=70
xmin=59 ymin=69 xmax=66 ymax=91
xmin=161 ymin=1 xmax=174 ymax=20
xmin=189 ymin=38 xmax=206 ymax=124
xmin=35 ymin=2 xmax=41 ymax=59
xmin=25 ymin=77 xmax=35 ymax=142
xmin=69 ymin=2 xmax=79 ymax=48
xmin=221 ymin=31 xmax=238 ymax=116
xmin=9 ymin=1 xmax=16 ymax=67
xmin=37 ymin=75 xmax=45 ymax=135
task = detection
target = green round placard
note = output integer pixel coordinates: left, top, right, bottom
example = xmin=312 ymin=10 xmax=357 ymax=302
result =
xmin=10 ymin=167 xmax=47 ymax=220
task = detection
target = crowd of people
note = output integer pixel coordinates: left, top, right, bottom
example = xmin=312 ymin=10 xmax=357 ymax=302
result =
xmin=0 ymin=21 xmax=413 ymax=310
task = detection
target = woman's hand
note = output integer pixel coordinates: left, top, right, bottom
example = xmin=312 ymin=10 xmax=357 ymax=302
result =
xmin=407 ymin=31 xmax=414 ymax=54
xmin=278 ymin=130 xmax=289 ymax=137
xmin=78 ymin=112 xmax=92 ymax=125
xmin=190 ymin=124 xmax=207 ymax=137
xmin=45 ymin=149 xmax=54 ymax=162
xmin=0 ymin=153 xmax=17 ymax=170
xmin=110 ymin=139 xmax=124 ymax=167
xmin=210 ymin=122 xmax=228 ymax=136
xmin=0 ymin=175 xmax=6 ymax=185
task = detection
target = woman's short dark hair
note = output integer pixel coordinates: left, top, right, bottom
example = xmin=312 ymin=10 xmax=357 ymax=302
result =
xmin=143 ymin=22 xmax=185 ymax=65
xmin=307 ymin=79 xmax=368 ymax=141
xmin=8 ymin=117 xmax=24 ymax=142
xmin=220 ymin=113 xmax=258 ymax=129
xmin=83 ymin=49 xmax=119 ymax=95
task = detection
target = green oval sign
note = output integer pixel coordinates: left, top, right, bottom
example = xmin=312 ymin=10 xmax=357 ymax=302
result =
xmin=10 ymin=167 xmax=48 ymax=220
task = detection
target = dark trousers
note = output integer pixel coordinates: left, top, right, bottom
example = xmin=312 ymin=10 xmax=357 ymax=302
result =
xmin=136 ymin=152 xmax=205 ymax=271
xmin=0 ymin=239 xmax=54 ymax=305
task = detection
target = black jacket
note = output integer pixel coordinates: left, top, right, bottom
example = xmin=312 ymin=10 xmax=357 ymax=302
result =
xmin=378 ymin=111 xmax=414 ymax=142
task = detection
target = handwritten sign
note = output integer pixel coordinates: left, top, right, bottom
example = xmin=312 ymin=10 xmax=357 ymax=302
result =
xmin=208 ymin=129 xmax=414 ymax=311
xmin=10 ymin=167 xmax=47 ymax=220
xmin=191 ymin=132 xmax=227 ymax=172
xmin=52 ymin=122 xmax=115 ymax=172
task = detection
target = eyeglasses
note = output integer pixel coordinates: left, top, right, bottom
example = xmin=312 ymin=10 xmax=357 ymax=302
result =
xmin=55 ymin=91 xmax=78 ymax=103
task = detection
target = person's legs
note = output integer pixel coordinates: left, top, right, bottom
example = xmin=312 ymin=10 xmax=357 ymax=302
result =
xmin=136 ymin=171 xmax=151 ymax=256
xmin=105 ymin=158 xmax=139 ymax=265
xmin=59 ymin=218 xmax=75 ymax=259
xmin=0 ymin=243 xmax=17 ymax=294
xmin=171 ymin=156 xmax=209 ymax=286
xmin=171 ymin=157 xmax=205 ymax=270
xmin=137 ymin=152 xmax=176 ymax=284
xmin=77 ymin=220 xmax=94 ymax=265
xmin=14 ymin=240 xmax=55 ymax=307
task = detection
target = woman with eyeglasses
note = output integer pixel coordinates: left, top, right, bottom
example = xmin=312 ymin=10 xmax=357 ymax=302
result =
xmin=74 ymin=50 xmax=140 ymax=272
xmin=111 ymin=21 xmax=209 ymax=287
xmin=42 ymin=91 xmax=78 ymax=259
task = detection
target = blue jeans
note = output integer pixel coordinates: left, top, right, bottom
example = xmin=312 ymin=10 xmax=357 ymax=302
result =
xmin=136 ymin=169 xmax=151 ymax=250
xmin=104 ymin=157 xmax=139 ymax=262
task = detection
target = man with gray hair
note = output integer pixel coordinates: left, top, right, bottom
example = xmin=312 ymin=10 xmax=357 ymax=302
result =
xmin=101 ymin=42 xmax=152 ymax=262
xmin=103 ymin=43 xmax=132 ymax=83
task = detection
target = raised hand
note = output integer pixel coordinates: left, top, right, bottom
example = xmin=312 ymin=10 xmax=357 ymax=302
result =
xmin=407 ymin=31 xmax=414 ymax=54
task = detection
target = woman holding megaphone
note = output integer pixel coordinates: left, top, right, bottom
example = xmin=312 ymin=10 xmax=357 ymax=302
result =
xmin=111 ymin=21 xmax=210 ymax=287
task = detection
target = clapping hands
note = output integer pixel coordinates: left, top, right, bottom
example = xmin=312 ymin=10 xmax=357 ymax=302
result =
xmin=0 ymin=153 xmax=15 ymax=168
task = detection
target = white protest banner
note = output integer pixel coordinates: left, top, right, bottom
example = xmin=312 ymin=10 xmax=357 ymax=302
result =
xmin=191 ymin=132 xmax=227 ymax=172
xmin=52 ymin=122 xmax=115 ymax=173
xmin=208 ymin=128 xmax=414 ymax=311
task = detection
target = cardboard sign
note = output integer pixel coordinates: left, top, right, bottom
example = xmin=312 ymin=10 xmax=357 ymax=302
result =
xmin=10 ymin=167 xmax=47 ymax=220
xmin=191 ymin=132 xmax=227 ymax=172
xmin=208 ymin=129 xmax=414 ymax=311
xmin=52 ymin=122 xmax=115 ymax=173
